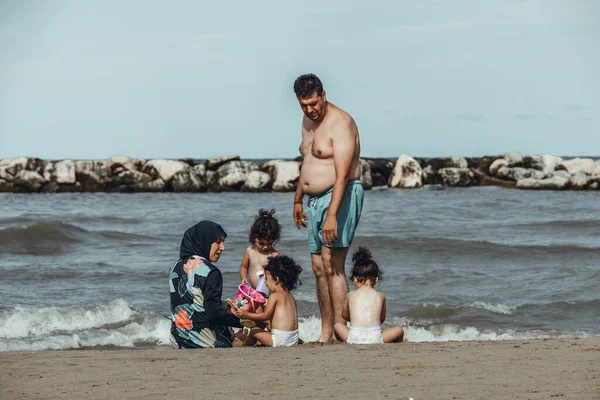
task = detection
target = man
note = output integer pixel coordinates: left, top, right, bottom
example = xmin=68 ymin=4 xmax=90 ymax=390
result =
xmin=292 ymin=73 xmax=364 ymax=343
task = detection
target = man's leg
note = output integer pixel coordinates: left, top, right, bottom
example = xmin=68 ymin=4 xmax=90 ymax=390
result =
xmin=321 ymin=246 xmax=350 ymax=328
xmin=312 ymin=253 xmax=334 ymax=343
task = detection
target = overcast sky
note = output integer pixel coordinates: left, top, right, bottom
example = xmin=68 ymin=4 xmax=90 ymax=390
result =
xmin=1 ymin=0 xmax=599 ymax=160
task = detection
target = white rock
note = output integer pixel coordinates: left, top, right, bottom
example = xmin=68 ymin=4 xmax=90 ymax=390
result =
xmin=75 ymin=160 xmax=110 ymax=175
xmin=523 ymin=154 xmax=562 ymax=174
xmin=135 ymin=179 xmax=166 ymax=192
xmin=496 ymin=167 xmax=546 ymax=181
xmin=501 ymin=152 xmax=523 ymax=167
xmin=516 ymin=176 xmax=570 ymax=190
xmin=590 ymin=161 xmax=600 ymax=182
xmin=264 ymin=160 xmax=301 ymax=192
xmin=570 ymin=172 xmax=591 ymax=190
xmin=439 ymin=168 xmax=475 ymax=186
xmin=172 ymin=170 xmax=206 ymax=192
xmin=0 ymin=157 xmax=29 ymax=176
xmin=552 ymin=170 xmax=571 ymax=179
xmin=556 ymin=158 xmax=595 ymax=175
xmin=54 ymin=160 xmax=76 ymax=184
xmin=440 ymin=156 xmax=468 ymax=169
xmin=209 ymin=161 xmax=258 ymax=190
xmin=242 ymin=171 xmax=271 ymax=192
xmin=144 ymin=160 xmax=190 ymax=182
xmin=12 ymin=170 xmax=46 ymax=191
xmin=206 ymin=155 xmax=240 ymax=170
xmin=359 ymin=158 xmax=372 ymax=190
xmin=489 ymin=159 xmax=509 ymax=176
xmin=422 ymin=165 xmax=441 ymax=185
xmin=108 ymin=155 xmax=145 ymax=172
xmin=389 ymin=155 xmax=422 ymax=188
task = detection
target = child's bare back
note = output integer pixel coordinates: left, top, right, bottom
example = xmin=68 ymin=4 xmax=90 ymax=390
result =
xmin=347 ymin=287 xmax=385 ymax=328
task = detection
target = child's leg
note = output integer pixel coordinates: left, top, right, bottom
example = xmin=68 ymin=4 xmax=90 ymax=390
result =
xmin=249 ymin=327 xmax=273 ymax=347
xmin=382 ymin=326 xmax=405 ymax=343
xmin=333 ymin=323 xmax=350 ymax=343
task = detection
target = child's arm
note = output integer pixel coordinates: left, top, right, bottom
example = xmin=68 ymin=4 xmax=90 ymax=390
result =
xmin=380 ymin=296 xmax=387 ymax=324
xmin=239 ymin=247 xmax=250 ymax=284
xmin=341 ymin=295 xmax=350 ymax=322
xmin=236 ymin=294 xmax=278 ymax=322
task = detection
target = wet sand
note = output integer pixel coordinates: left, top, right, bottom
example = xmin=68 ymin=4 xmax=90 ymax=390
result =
xmin=1 ymin=337 xmax=599 ymax=400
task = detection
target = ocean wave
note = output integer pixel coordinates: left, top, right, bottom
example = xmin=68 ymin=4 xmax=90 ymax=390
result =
xmin=0 ymin=214 xmax=143 ymax=227
xmin=0 ymin=221 xmax=160 ymax=255
xmin=353 ymin=235 xmax=600 ymax=257
xmin=512 ymin=219 xmax=600 ymax=231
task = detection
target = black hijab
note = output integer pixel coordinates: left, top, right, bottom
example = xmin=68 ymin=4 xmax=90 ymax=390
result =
xmin=179 ymin=221 xmax=227 ymax=260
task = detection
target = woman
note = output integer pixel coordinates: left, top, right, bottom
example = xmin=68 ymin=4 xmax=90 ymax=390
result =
xmin=169 ymin=220 xmax=242 ymax=348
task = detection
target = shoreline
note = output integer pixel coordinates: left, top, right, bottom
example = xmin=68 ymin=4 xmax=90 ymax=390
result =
xmin=2 ymin=337 xmax=599 ymax=399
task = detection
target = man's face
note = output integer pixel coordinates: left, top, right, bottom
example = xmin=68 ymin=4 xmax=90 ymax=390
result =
xmin=297 ymin=91 xmax=327 ymax=121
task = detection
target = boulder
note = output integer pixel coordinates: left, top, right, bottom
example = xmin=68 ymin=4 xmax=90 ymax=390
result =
xmin=75 ymin=160 xmax=110 ymax=175
xmin=0 ymin=157 xmax=29 ymax=176
xmin=359 ymin=159 xmax=372 ymax=190
xmin=552 ymin=170 xmax=571 ymax=179
xmin=115 ymin=169 xmax=152 ymax=185
xmin=12 ymin=170 xmax=46 ymax=192
xmin=496 ymin=167 xmax=547 ymax=182
xmin=108 ymin=156 xmax=145 ymax=173
xmin=208 ymin=161 xmax=259 ymax=191
xmin=422 ymin=156 xmax=468 ymax=170
xmin=205 ymin=155 xmax=241 ymax=171
xmin=516 ymin=176 xmax=570 ymax=190
xmin=0 ymin=179 xmax=14 ymax=192
xmin=556 ymin=158 xmax=595 ymax=175
xmin=570 ymin=172 xmax=591 ymax=190
xmin=523 ymin=154 xmax=562 ymax=174
xmin=40 ymin=182 xmax=82 ymax=193
xmin=172 ymin=170 xmax=207 ymax=192
xmin=262 ymin=160 xmax=300 ymax=192
xmin=241 ymin=171 xmax=272 ymax=192
xmin=500 ymin=152 xmax=523 ymax=167
xmin=388 ymin=154 xmax=422 ymax=189
xmin=473 ymin=156 xmax=495 ymax=173
xmin=489 ymin=159 xmax=509 ymax=176
xmin=439 ymin=168 xmax=476 ymax=187
xmin=54 ymin=160 xmax=76 ymax=184
xmin=471 ymin=169 xmax=516 ymax=188
xmin=589 ymin=182 xmax=599 ymax=190
xmin=135 ymin=179 xmax=166 ymax=192
xmin=0 ymin=166 xmax=14 ymax=182
xmin=422 ymin=165 xmax=441 ymax=185
xmin=591 ymin=161 xmax=600 ymax=182
xmin=77 ymin=170 xmax=105 ymax=192
xmin=143 ymin=160 xmax=190 ymax=182
xmin=363 ymin=158 xmax=394 ymax=187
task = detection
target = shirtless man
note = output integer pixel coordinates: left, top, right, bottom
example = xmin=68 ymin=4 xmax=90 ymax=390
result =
xmin=292 ymin=73 xmax=364 ymax=343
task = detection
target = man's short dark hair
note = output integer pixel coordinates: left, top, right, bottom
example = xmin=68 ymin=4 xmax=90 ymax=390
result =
xmin=293 ymin=73 xmax=323 ymax=98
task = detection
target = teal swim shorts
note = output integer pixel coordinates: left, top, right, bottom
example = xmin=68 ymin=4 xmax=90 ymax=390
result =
xmin=306 ymin=180 xmax=364 ymax=254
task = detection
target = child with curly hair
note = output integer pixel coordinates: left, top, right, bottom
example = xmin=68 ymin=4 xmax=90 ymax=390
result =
xmin=239 ymin=209 xmax=281 ymax=295
xmin=334 ymin=247 xmax=406 ymax=344
xmin=235 ymin=255 xmax=302 ymax=347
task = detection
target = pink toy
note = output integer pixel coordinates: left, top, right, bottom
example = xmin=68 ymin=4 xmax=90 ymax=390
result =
xmin=232 ymin=284 xmax=265 ymax=314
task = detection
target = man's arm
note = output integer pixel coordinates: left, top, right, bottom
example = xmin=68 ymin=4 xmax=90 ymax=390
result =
xmin=322 ymin=118 xmax=357 ymax=244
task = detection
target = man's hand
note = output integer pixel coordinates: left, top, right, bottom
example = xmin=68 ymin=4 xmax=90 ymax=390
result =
xmin=293 ymin=203 xmax=308 ymax=229
xmin=322 ymin=214 xmax=338 ymax=246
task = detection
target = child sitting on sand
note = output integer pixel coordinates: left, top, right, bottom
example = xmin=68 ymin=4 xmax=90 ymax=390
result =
xmin=334 ymin=247 xmax=406 ymax=344
xmin=235 ymin=255 xmax=302 ymax=347
xmin=239 ymin=209 xmax=281 ymax=296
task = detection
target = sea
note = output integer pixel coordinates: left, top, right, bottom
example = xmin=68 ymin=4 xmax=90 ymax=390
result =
xmin=1 ymin=186 xmax=599 ymax=351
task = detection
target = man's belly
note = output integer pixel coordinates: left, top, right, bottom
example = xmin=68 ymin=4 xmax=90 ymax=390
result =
xmin=299 ymin=162 xmax=336 ymax=196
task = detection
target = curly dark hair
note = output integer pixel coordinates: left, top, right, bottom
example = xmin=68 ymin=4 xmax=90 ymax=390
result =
xmin=350 ymin=247 xmax=383 ymax=285
xmin=293 ymin=73 xmax=323 ymax=98
xmin=264 ymin=255 xmax=302 ymax=291
xmin=249 ymin=209 xmax=281 ymax=245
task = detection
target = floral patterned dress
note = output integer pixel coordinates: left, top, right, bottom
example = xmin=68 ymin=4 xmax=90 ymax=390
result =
xmin=169 ymin=220 xmax=242 ymax=349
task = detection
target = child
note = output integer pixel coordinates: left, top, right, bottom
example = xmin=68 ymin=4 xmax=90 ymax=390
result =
xmin=239 ymin=209 xmax=281 ymax=293
xmin=235 ymin=255 xmax=302 ymax=347
xmin=334 ymin=247 xmax=405 ymax=344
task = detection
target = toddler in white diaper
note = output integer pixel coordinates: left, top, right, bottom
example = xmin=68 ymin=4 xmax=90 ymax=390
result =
xmin=235 ymin=255 xmax=302 ymax=347
xmin=334 ymin=247 xmax=406 ymax=344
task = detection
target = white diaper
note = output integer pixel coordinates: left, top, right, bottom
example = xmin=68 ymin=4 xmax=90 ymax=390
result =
xmin=271 ymin=329 xmax=299 ymax=347
xmin=347 ymin=325 xmax=384 ymax=344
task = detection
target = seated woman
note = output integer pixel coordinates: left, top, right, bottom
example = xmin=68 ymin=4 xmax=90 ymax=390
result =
xmin=169 ymin=220 xmax=242 ymax=348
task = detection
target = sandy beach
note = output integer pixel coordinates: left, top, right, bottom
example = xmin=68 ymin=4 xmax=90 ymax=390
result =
xmin=1 ymin=337 xmax=598 ymax=400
